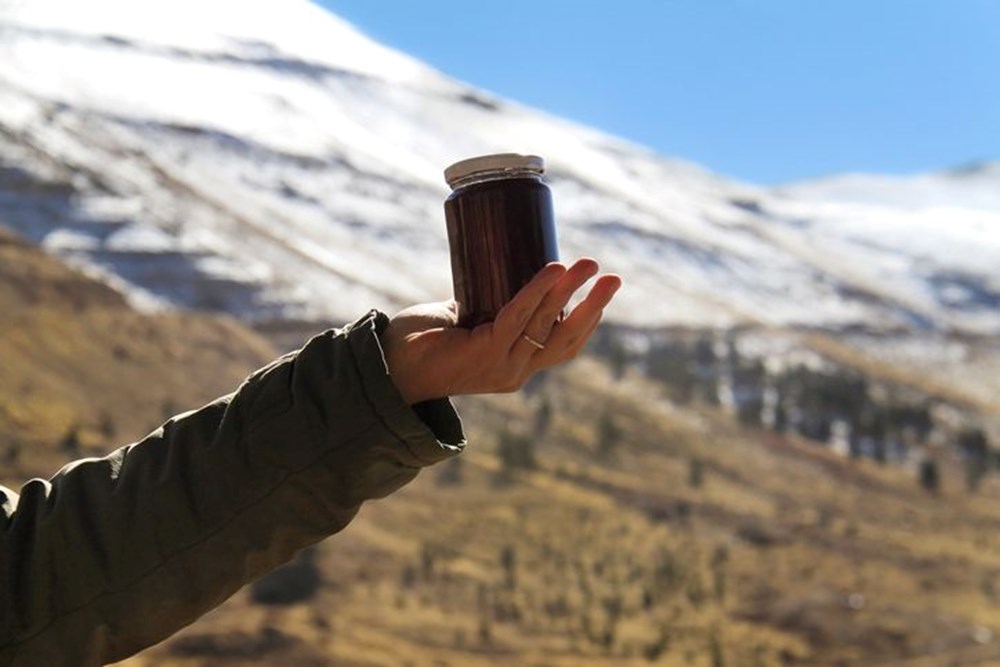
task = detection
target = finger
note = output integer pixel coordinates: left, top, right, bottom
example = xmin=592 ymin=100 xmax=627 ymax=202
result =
xmin=508 ymin=258 xmax=601 ymax=366
xmin=491 ymin=262 xmax=566 ymax=348
xmin=528 ymin=313 xmax=604 ymax=374
xmin=522 ymin=258 xmax=599 ymax=345
xmin=535 ymin=274 xmax=621 ymax=364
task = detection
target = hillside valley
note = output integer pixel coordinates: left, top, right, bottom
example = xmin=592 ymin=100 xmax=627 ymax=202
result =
xmin=113 ymin=342 xmax=1000 ymax=667
xmin=4 ymin=225 xmax=1000 ymax=666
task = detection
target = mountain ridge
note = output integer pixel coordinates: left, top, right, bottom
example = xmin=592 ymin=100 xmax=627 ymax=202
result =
xmin=1 ymin=0 xmax=998 ymax=335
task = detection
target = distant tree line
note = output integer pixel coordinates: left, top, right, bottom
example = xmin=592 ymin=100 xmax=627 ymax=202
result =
xmin=590 ymin=327 xmax=995 ymax=494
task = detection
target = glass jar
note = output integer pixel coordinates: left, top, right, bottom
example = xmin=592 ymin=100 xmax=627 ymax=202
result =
xmin=443 ymin=153 xmax=560 ymax=328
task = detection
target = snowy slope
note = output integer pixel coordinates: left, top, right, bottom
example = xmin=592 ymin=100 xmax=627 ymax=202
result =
xmin=1 ymin=0 xmax=998 ymax=333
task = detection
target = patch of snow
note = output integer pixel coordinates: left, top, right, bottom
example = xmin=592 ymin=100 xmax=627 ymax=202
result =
xmin=42 ymin=228 xmax=98 ymax=251
xmin=103 ymin=222 xmax=177 ymax=253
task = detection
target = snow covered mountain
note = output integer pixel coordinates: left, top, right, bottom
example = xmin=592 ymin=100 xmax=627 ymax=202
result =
xmin=1 ymin=0 xmax=998 ymax=334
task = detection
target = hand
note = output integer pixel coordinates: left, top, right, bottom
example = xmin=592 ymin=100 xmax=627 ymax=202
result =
xmin=381 ymin=259 xmax=622 ymax=404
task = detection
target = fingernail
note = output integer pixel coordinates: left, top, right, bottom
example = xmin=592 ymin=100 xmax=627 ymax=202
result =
xmin=545 ymin=262 xmax=567 ymax=275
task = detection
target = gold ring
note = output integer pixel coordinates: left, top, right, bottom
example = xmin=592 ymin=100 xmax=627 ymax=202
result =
xmin=522 ymin=333 xmax=546 ymax=350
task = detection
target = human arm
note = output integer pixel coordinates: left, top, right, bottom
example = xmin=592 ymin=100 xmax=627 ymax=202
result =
xmin=0 ymin=310 xmax=463 ymax=666
xmin=0 ymin=258 xmax=620 ymax=665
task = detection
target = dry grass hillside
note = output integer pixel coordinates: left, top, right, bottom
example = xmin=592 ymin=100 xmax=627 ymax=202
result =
xmin=102 ymin=353 xmax=1000 ymax=667
xmin=119 ymin=356 xmax=1000 ymax=664
xmin=0 ymin=226 xmax=277 ymax=482
xmin=5 ymin=225 xmax=1000 ymax=666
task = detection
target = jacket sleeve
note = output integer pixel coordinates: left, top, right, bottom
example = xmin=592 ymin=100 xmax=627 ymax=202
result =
xmin=0 ymin=310 xmax=465 ymax=666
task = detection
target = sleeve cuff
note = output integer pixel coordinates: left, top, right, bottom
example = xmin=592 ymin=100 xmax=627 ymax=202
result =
xmin=343 ymin=310 xmax=466 ymax=466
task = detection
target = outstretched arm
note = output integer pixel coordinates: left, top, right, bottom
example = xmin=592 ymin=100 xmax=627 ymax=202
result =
xmin=0 ymin=311 xmax=465 ymax=666
xmin=0 ymin=259 xmax=620 ymax=666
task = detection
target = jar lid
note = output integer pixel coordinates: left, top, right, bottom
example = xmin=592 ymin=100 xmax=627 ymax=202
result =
xmin=444 ymin=153 xmax=545 ymax=189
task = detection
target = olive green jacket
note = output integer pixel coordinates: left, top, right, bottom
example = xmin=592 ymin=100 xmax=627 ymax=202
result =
xmin=0 ymin=310 xmax=465 ymax=666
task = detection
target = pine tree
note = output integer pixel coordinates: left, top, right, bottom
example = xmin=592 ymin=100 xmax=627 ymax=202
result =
xmin=919 ymin=459 xmax=941 ymax=495
xmin=60 ymin=426 xmax=81 ymax=455
xmin=497 ymin=428 xmax=537 ymax=481
xmin=689 ymin=457 xmax=705 ymax=489
xmin=960 ymin=428 xmax=990 ymax=493
xmin=500 ymin=544 xmax=518 ymax=589
xmin=596 ymin=411 xmax=621 ymax=461
xmin=534 ymin=395 xmax=553 ymax=437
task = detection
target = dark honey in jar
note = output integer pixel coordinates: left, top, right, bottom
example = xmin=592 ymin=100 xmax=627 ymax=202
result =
xmin=443 ymin=153 xmax=559 ymax=328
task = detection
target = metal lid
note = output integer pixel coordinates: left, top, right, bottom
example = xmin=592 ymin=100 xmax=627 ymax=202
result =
xmin=444 ymin=153 xmax=545 ymax=189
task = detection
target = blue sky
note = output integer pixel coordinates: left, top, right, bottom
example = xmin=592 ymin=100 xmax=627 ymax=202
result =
xmin=322 ymin=0 xmax=998 ymax=185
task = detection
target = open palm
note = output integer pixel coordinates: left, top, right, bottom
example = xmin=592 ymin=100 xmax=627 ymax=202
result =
xmin=381 ymin=259 xmax=621 ymax=404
